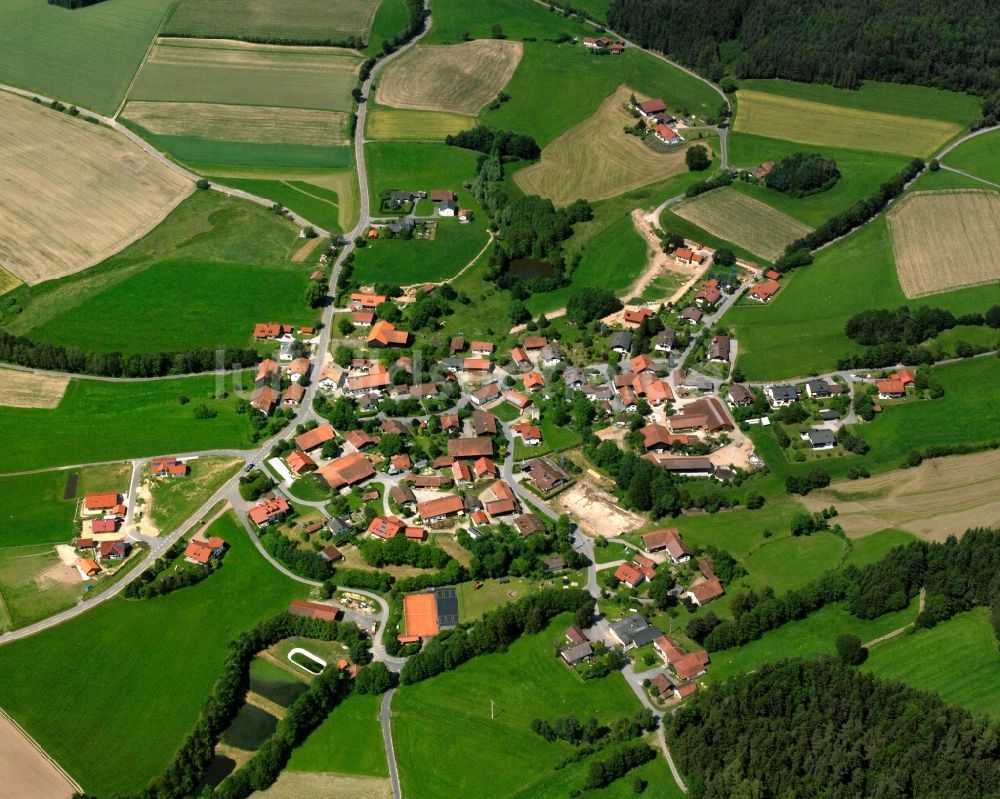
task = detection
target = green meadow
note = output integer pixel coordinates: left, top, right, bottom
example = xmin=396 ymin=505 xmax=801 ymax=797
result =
xmin=207 ymin=176 xmax=343 ymax=232
xmin=727 ymin=132 xmax=913 ymax=226
xmin=0 ymin=376 xmax=249 ymax=474
xmin=943 ymin=129 xmax=1000 ymax=185
xmin=864 ymin=608 xmax=1000 ymax=717
xmin=726 ymin=216 xmax=1000 ymax=380
xmin=0 ymin=0 xmax=174 ymax=114
xmin=368 ymin=0 xmax=413 ymax=51
xmin=353 ymin=222 xmax=490 ymax=284
xmin=0 ymin=512 xmax=300 ymax=796
xmin=147 ymin=456 xmax=243 ymax=535
xmin=365 ymin=140 xmax=483 ymax=211
xmin=164 ymin=0 xmax=381 ymax=42
xmin=392 ymin=613 xmax=646 ymax=798
xmin=288 ymin=692 xmax=388 ymax=776
xmin=6 ymin=192 xmax=311 ymax=354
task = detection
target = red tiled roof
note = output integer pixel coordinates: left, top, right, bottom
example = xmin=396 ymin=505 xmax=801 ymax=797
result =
xmin=287 ymin=450 xmax=316 ymax=474
xmin=295 ymin=424 xmax=335 ymax=451
xmin=417 ymin=494 xmax=465 ymax=520
xmin=523 ymin=336 xmax=548 ymax=349
xmin=318 ymin=451 xmax=374 ymax=488
xmin=368 ymin=515 xmax=406 ymax=539
xmin=368 ymin=320 xmax=409 ymax=347
xmin=248 ymin=496 xmax=290 ymax=525
xmin=524 ymin=371 xmax=545 ymax=389
xmin=350 ymin=292 xmax=387 ymax=308
xmin=84 ymin=493 xmax=119 ymax=511
xmin=614 ymin=562 xmax=644 ymax=587
xmin=448 ymin=438 xmax=493 ymax=458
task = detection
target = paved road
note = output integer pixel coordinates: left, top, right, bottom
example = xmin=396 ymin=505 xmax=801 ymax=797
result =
xmin=380 ymin=689 xmax=403 ymax=799
xmin=934 ymin=124 xmax=1000 ymax=159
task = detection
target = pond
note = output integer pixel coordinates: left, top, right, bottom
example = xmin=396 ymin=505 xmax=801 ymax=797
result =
xmin=507 ymin=258 xmax=557 ymax=280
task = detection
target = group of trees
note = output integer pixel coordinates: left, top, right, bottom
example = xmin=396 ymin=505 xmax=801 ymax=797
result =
xmin=586 ymin=441 xmax=682 ymax=517
xmin=669 ymin=657 xmax=1000 ymax=799
xmin=399 ymin=588 xmax=594 ymax=684
xmin=579 ymin=742 xmax=656 ymax=793
xmin=608 ymin=0 xmax=1000 ymax=98
xmin=359 ymin=537 xmax=453 ymax=570
xmin=565 ymin=287 xmax=623 ymax=325
xmin=124 ymin=542 xmax=216 ymax=599
xmin=445 ymin=125 xmax=541 ymax=160
xmin=764 ymin=152 xmax=840 ymax=196
xmin=684 ymin=169 xmax=734 ymax=198
xmin=134 ymin=612 xmax=357 ymax=799
xmin=0 ymin=330 xmax=258 ymax=378
xmin=784 ymin=467 xmax=830 ymax=495
xmin=775 ymin=158 xmax=924 ymax=272
xmin=462 ymin=519 xmax=587 ymax=580
xmin=702 ymin=527 xmax=1000 ymax=652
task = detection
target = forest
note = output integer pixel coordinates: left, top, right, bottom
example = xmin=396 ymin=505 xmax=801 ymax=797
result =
xmin=670 ymin=657 xmax=1000 ymax=799
xmin=607 ymin=0 xmax=1000 ymax=99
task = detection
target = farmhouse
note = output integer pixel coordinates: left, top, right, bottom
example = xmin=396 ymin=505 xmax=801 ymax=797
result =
xmin=430 ymin=190 xmax=456 ymax=202
xmin=251 ymin=386 xmax=280 ymax=416
xmin=346 ymin=371 xmax=392 ymax=396
xmin=623 ymin=307 xmax=654 ymax=326
xmin=91 ymin=518 xmax=119 ymax=535
xmin=751 ymin=161 xmax=775 ymax=180
xmin=248 ymin=496 xmax=290 ymax=527
xmin=748 ymin=280 xmax=781 ymax=303
xmin=289 ymin=358 xmax=311 ymax=382
xmin=150 ymin=458 xmax=188 ymax=477
xmin=295 ymin=424 xmax=335 ymax=452
xmin=687 ymin=577 xmax=725 ymax=606
xmin=647 ymin=455 xmax=716 ymax=476
xmin=287 ymin=450 xmax=316 ymax=474
xmin=642 ymin=528 xmax=691 ymax=563
xmin=636 ymin=98 xmax=667 ymax=118
xmin=877 ymin=369 xmax=916 ymax=398
xmin=561 ymin=640 xmax=594 ymax=666
xmin=653 ymin=636 xmax=710 ymax=681
xmin=510 ymin=347 xmax=531 ymax=370
xmin=474 ymin=457 xmax=498 ymax=480
xmin=253 ymin=322 xmax=294 ymax=340
xmin=728 ymin=384 xmax=755 ymax=407
xmin=614 ymin=562 xmax=645 ymax=588
xmin=485 ymin=481 xmax=520 ymax=517
xmin=417 ymin=495 xmax=465 ymax=522
xmin=368 ymin=321 xmax=409 ymax=348
xmin=473 ymin=410 xmax=498 ymax=435
xmin=389 ymin=454 xmax=412 ymax=475
xmin=318 ymin=451 xmax=375 ymax=489
xmin=506 ymin=390 xmax=532 ymax=410
xmin=283 ymin=384 xmax=305 ymax=406
xmin=390 ymin=485 xmax=417 ymax=507
xmin=255 ymin=359 xmax=280 ymax=386
xmin=801 ymin=428 xmax=836 ymax=450
xmin=523 ymin=336 xmax=548 ymax=350
xmin=540 ymin=343 xmax=563 ymax=366
xmin=513 ymin=423 xmax=542 ymax=445
xmin=350 ymin=292 xmax=387 ymax=310
xmin=610 ymin=331 xmax=633 ymax=354
xmin=99 ymin=540 xmax=129 ymax=561
xmin=368 ymin=515 xmax=406 ymax=540
xmin=344 ymin=429 xmax=378 ymax=452
xmin=655 ymin=328 xmax=676 ymax=352
xmin=666 ymin=397 xmax=733 ymax=434
xmin=289 ymin=599 xmax=341 ymax=623
xmin=641 ymin=424 xmax=695 ymax=451
xmin=318 ymin=364 xmax=345 ymax=390
xmin=184 ymin=536 xmax=225 ymax=565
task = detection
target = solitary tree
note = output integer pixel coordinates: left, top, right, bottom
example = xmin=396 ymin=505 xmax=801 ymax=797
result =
xmin=836 ymin=633 xmax=866 ymax=666
xmin=686 ymin=145 xmax=711 ymax=172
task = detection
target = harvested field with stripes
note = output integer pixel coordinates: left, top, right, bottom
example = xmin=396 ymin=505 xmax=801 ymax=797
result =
xmin=673 ymin=187 xmax=812 ymax=262
xmin=375 ymin=40 xmax=522 ymax=115
xmin=887 ymin=190 xmax=1000 ymax=298
xmin=0 ymin=92 xmax=192 ymax=286
xmin=366 ymin=108 xmax=471 ymax=140
xmin=0 ymin=369 xmax=69 ymax=409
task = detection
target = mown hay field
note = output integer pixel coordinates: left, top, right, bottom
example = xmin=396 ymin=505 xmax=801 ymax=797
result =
xmin=0 ymin=368 xmax=69 ymax=409
xmin=129 ymin=38 xmax=361 ymax=111
xmin=514 ymin=86 xmax=694 ymax=207
xmin=887 ymin=190 xmax=1000 ymax=298
xmin=0 ymin=0 xmax=173 ymax=115
xmin=673 ymin=187 xmax=812 ymax=262
xmin=0 ymin=93 xmax=192 ymax=286
xmin=734 ymin=89 xmax=961 ymax=157
xmin=122 ymin=102 xmax=349 ymax=146
xmin=366 ymin=108 xmax=471 ymax=140
xmin=375 ymin=40 xmax=522 ymax=115
xmin=164 ymin=0 xmax=381 ymax=41
xmin=0 ymin=267 xmax=22 ymax=297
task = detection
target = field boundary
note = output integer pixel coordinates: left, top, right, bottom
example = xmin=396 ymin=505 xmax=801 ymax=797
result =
xmin=0 ymin=704 xmax=82 ymax=793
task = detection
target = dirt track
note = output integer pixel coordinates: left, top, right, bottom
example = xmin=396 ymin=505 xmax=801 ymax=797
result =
xmin=0 ymin=709 xmax=78 ymax=799
xmin=803 ymin=449 xmax=1000 ymax=541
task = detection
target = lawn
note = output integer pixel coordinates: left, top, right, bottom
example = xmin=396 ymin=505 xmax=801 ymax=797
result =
xmin=727 ymin=132 xmax=913 ymax=226
xmin=0 ymin=376 xmax=249 ymax=474
xmin=703 ymin=599 xmax=918 ymax=685
xmin=592 ymin=541 xmax=630 ymax=564
xmin=7 ymin=191 xmax=308 ymax=351
xmin=844 ymin=529 xmax=919 ymax=566
xmin=353 ymin=222 xmax=490 ymax=285
xmin=164 ymin=0 xmax=381 ymax=41
xmin=513 ymin=419 xmax=582 ymax=459
xmin=147 ymin=457 xmax=243 ymax=535
xmin=0 ymin=0 xmax=174 ymax=115
xmin=0 ymin=512 xmax=302 ymax=796
xmin=364 ymin=140 xmax=482 ymax=214
xmin=0 ymin=544 xmax=88 ymax=633
xmin=27 ymin=259 xmax=313 ymax=354
xmin=424 ymin=0 xmax=595 ymax=45
xmin=392 ymin=612 xmax=644 ymax=798
xmin=943 ymin=129 xmax=1000 ymax=184
xmin=725 ymin=217 xmax=1000 ymax=379
xmin=864 ymin=607 xmax=1000 ymax=717
xmin=733 ymin=80 xmax=970 ymax=157
xmin=287 ymin=692 xmax=388 ymax=776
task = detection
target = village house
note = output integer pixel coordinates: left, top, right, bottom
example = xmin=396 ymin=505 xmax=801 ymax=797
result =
xmin=623 ymin=307 xmax=654 ymax=326
xmin=288 ymin=358 xmax=311 ymax=383
xmin=248 ymin=496 xmax=291 ymax=527
xmin=448 ymin=437 xmax=493 ymax=460
xmin=317 ymin=451 xmax=375 ymax=489
xmin=253 ymin=322 xmax=294 ymax=340
xmin=801 ymin=428 xmax=836 ymax=450
xmin=506 ymin=390 xmax=532 ymax=411
xmin=367 ymin=320 xmax=409 ymax=348
xmin=654 ymin=123 xmax=682 ymax=144
xmin=527 ymin=458 xmax=569 ymax=492
xmin=471 ymin=382 xmax=502 ymax=406
xmin=608 ymin=614 xmax=661 ymax=649
xmin=765 ymin=384 xmax=800 ymax=407
xmin=523 ymin=336 xmax=548 ymax=350
xmin=510 ymin=346 xmax=531 ymax=371
xmin=653 ymin=635 xmax=710 ymax=681
xmin=470 ymin=340 xmax=494 ymax=356
xmin=349 ymin=292 xmax=387 ymax=311
xmin=512 ymin=513 xmax=546 ymax=536
xmin=150 ymin=458 xmax=188 ymax=478
xmin=485 ymin=481 xmax=519 ymax=517
xmin=287 ymin=450 xmax=317 ymax=474
xmin=283 ymin=384 xmax=305 ymax=406
xmin=441 ymin=413 xmax=461 ymax=433
xmin=681 ymin=307 xmax=703 ymax=325
xmin=512 ymin=423 xmax=542 ymax=446
xmin=695 ymin=279 xmax=722 ymax=307
xmin=645 ymin=455 xmax=716 ymax=477
xmin=751 ymin=161 xmax=774 ymax=180
xmin=686 ymin=559 xmax=725 ymax=606
xmin=99 ymin=540 xmax=129 ymax=561
xmin=540 ymin=343 xmax=563 ymax=366
xmin=641 ymin=424 xmax=695 ymax=452
xmin=474 ymin=456 xmax=498 ymax=480
xmin=655 ymin=328 xmax=676 ymax=352
xmin=674 ymin=247 xmax=704 ymax=266
xmin=184 ymin=535 xmax=226 ymax=565
xmin=251 ymin=385 xmax=280 ymax=416
xmin=452 ymin=460 xmax=474 ymax=484
xmin=727 ymin=383 xmax=755 ymax=407
xmin=317 ymin=363 xmax=344 ymax=391
xmin=254 ymin=359 xmax=280 ymax=387
xmin=610 ymin=331 xmax=633 ymax=354
xmin=289 ymin=599 xmax=341 ymax=623
xmin=614 ymin=561 xmax=645 ymax=588
xmin=666 ymin=397 xmax=733 ymax=434
xmin=473 ymin=410 xmax=498 ymax=436
xmin=635 ymin=98 xmax=667 ymax=118
xmin=346 ymin=370 xmax=392 ymax=397
xmin=389 ymin=453 xmax=412 ymax=474
xmin=748 ymin=280 xmax=781 ymax=303
xmin=464 ymin=357 xmax=492 ymax=373
xmin=417 ymin=494 xmax=466 ymax=523
xmin=876 ymin=369 xmax=916 ymax=398
xmin=708 ymin=335 xmax=730 ymax=362
xmin=353 ymin=311 xmax=374 ymax=327
xmin=524 ymin=371 xmax=545 ymax=391
xmin=805 ymin=379 xmax=833 ymax=398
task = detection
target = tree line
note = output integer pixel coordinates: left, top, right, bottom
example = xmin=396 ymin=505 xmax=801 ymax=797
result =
xmin=0 ymin=330 xmax=258 ymax=378
xmin=669 ymin=657 xmax=1000 ymax=799
xmin=399 ymin=588 xmax=594 ymax=684
xmin=701 ymin=527 xmax=1000 ymax=652
xmin=607 ymin=0 xmax=1000 ymax=99
xmin=764 ymin=152 xmax=840 ymax=197
xmin=445 ymin=125 xmax=541 ymax=160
